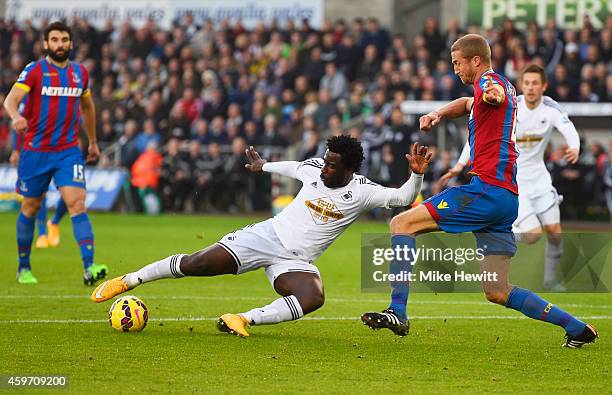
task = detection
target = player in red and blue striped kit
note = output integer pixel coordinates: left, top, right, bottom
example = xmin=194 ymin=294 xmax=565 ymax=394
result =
xmin=3 ymin=21 xmax=108 ymax=285
xmin=362 ymin=34 xmax=597 ymax=348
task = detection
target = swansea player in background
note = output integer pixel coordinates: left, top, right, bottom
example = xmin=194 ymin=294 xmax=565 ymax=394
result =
xmin=92 ymin=137 xmax=431 ymax=338
xmin=362 ymin=34 xmax=597 ymax=348
xmin=3 ymin=21 xmax=108 ymax=285
xmin=442 ymin=64 xmax=581 ymax=291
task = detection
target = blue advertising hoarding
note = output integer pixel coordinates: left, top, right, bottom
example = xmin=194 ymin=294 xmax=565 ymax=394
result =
xmin=0 ymin=165 xmax=127 ymax=211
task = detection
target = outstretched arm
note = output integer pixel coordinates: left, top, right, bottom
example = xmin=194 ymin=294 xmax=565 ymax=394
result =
xmin=366 ymin=143 xmax=433 ymax=208
xmin=245 ymin=146 xmax=301 ymax=179
xmin=419 ymin=97 xmax=474 ymax=131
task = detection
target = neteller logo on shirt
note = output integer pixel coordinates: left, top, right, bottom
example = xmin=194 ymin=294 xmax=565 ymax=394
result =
xmin=305 ymin=198 xmax=344 ymax=224
xmin=41 ymin=86 xmax=82 ymax=97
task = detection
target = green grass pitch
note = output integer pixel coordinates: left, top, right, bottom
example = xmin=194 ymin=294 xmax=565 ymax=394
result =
xmin=0 ymin=212 xmax=610 ymax=394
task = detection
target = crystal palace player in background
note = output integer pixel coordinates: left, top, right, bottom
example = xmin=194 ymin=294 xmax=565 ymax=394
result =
xmin=362 ymin=34 xmax=597 ymax=348
xmin=3 ymin=21 xmax=108 ymax=285
xmin=443 ymin=64 xmax=581 ymax=292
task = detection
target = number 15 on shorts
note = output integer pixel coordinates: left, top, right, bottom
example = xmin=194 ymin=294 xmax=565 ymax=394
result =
xmin=73 ymin=164 xmax=85 ymax=183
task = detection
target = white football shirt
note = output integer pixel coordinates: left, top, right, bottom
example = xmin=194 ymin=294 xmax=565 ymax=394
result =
xmin=262 ymin=158 xmax=421 ymax=262
xmin=515 ymin=95 xmax=580 ymax=194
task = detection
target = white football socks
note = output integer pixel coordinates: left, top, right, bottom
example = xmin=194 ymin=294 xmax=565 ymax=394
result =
xmin=240 ymin=295 xmax=304 ymax=325
xmin=544 ymin=239 xmax=563 ymax=284
xmin=124 ymin=254 xmax=186 ymax=288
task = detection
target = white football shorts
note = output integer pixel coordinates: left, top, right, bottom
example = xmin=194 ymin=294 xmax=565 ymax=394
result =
xmin=216 ymin=218 xmax=321 ymax=286
xmin=514 ymin=187 xmax=562 ymax=232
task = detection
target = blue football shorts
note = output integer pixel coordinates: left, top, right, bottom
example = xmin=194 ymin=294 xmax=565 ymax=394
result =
xmin=16 ymin=146 xmax=86 ymax=198
xmin=423 ymin=176 xmax=518 ymax=256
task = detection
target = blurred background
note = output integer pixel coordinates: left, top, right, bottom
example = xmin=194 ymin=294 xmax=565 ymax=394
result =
xmin=0 ymin=0 xmax=610 ymax=223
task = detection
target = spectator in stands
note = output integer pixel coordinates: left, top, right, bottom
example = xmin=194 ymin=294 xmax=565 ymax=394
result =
xmin=159 ymin=138 xmax=190 ymax=212
xmin=303 ymin=46 xmax=326 ymax=90
xmin=578 ymin=81 xmax=599 ymax=102
xmin=261 ymin=114 xmax=287 ymax=147
xmin=222 ymin=137 xmax=250 ymax=212
xmin=134 ymin=119 xmax=161 ymax=153
xmin=505 ymin=39 xmax=530 ymax=82
xmin=313 ymin=88 xmax=338 ymax=130
xmin=319 ymin=62 xmax=348 ymax=101
xmin=422 ymin=17 xmax=444 ymax=59
xmin=386 ymin=107 xmax=413 ymax=180
xmin=336 ymin=34 xmax=360 ymax=80
xmin=356 ymin=44 xmax=380 ymax=81
xmin=131 ymin=141 xmax=163 ymax=213
xmin=1 ymin=15 xmax=609 ymax=217
xmin=360 ymin=18 xmax=390 ymax=59
xmin=119 ymin=119 xmax=141 ymax=168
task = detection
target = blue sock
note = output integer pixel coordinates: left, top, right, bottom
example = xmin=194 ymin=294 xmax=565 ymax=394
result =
xmin=388 ymin=234 xmax=416 ymax=320
xmin=506 ymin=287 xmax=587 ymax=337
xmin=52 ymin=199 xmax=67 ymax=225
xmin=71 ymin=213 xmax=94 ymax=270
xmin=36 ymin=200 xmax=48 ymax=236
xmin=17 ymin=212 xmax=35 ymax=271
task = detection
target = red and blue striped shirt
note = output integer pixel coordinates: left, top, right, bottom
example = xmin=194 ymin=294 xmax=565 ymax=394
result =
xmin=468 ymin=70 xmax=519 ymax=194
xmin=14 ymin=59 xmax=90 ymax=152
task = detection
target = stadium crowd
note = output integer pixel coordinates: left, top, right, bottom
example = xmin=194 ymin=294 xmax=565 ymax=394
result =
xmin=0 ymin=14 xmax=611 ymax=218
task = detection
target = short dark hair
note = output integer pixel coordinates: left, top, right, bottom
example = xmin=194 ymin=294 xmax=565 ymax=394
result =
xmin=521 ymin=63 xmax=547 ymax=84
xmin=451 ymin=34 xmax=491 ymax=65
xmin=44 ymin=21 xmax=72 ymax=41
xmin=326 ymin=135 xmax=364 ymax=172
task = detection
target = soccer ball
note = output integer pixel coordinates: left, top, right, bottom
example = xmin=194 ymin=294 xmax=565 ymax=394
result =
xmin=108 ymin=295 xmax=148 ymax=332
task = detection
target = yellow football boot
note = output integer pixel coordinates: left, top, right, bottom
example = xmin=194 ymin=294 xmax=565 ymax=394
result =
xmin=35 ymin=235 xmax=49 ymax=248
xmin=217 ymin=313 xmax=250 ymax=337
xmin=47 ymin=220 xmax=60 ymax=247
xmin=91 ymin=276 xmax=129 ymax=303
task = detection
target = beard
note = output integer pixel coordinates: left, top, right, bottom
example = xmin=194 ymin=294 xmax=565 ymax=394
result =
xmin=47 ymin=47 xmax=70 ymax=62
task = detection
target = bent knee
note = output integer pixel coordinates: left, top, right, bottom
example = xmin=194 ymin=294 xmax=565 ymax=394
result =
xmin=544 ymin=227 xmax=562 ymax=244
xmin=296 ymin=292 xmax=325 ymax=314
xmin=21 ymin=199 xmax=43 ymax=216
xmin=390 ymin=214 xmax=416 ymax=235
xmin=65 ymin=199 xmax=86 ymax=215
xmin=484 ymin=289 xmax=509 ymax=305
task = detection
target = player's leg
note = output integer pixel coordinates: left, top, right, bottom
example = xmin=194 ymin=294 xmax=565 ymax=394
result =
xmin=389 ymin=205 xmax=438 ymax=315
xmin=512 ymin=215 xmax=543 ymax=245
xmin=47 ymin=198 xmax=67 ymax=247
xmin=219 ymin=264 xmax=323 ymax=337
xmin=243 ymin=271 xmax=324 ymax=322
xmin=360 ymin=204 xmax=439 ymax=335
xmin=35 ymin=196 xmax=49 ymax=248
xmin=59 ymin=185 xmax=106 ymax=284
xmin=54 ymin=147 xmax=106 ymax=284
xmin=538 ymin=203 xmax=564 ymax=290
xmin=482 ymin=252 xmax=597 ymax=347
xmin=16 ymin=196 xmax=44 ymax=283
xmin=513 ymin=194 xmax=542 ymax=244
xmin=92 ymin=244 xmax=238 ymax=302
xmin=15 ymin=150 xmax=53 ymax=284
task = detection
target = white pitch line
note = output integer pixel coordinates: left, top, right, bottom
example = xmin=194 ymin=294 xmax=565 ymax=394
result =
xmin=0 ymin=294 xmax=611 ymax=309
xmin=0 ymin=316 xmax=611 ymax=324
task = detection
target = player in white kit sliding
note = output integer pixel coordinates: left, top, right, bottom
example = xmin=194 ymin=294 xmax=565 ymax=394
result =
xmin=442 ymin=64 xmax=580 ymax=290
xmin=92 ymin=136 xmax=433 ymax=337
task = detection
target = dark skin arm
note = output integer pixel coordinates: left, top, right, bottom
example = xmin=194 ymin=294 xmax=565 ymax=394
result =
xmin=405 ymin=143 xmax=433 ymax=174
xmin=246 ymin=144 xmax=433 ymax=175
xmin=245 ymin=146 xmax=267 ymax=172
